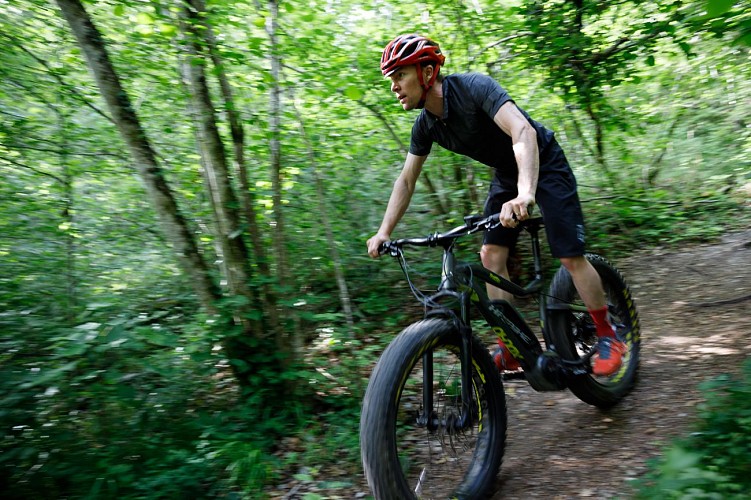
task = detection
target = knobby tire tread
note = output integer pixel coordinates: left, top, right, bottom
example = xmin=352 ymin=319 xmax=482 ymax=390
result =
xmin=548 ymin=253 xmax=641 ymax=408
xmin=360 ymin=318 xmax=506 ymax=499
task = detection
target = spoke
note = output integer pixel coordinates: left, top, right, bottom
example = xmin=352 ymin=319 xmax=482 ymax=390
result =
xmin=414 ymin=468 xmax=427 ymax=496
xmin=397 ymin=345 xmax=482 ymax=496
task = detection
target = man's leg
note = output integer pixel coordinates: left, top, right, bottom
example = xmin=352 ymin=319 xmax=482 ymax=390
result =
xmin=482 ymin=177 xmax=523 ymax=371
xmin=560 ymin=255 xmax=626 ymax=376
xmin=558 ymin=256 xmax=606 ymax=310
xmin=480 ymin=243 xmax=513 ymax=301
xmin=480 ymin=243 xmax=521 ymax=371
xmin=533 ymin=157 xmax=627 ymax=376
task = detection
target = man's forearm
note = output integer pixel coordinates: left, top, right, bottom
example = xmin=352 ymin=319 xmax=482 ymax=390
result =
xmin=377 ymin=153 xmax=425 ymax=236
xmin=513 ymin=126 xmax=539 ymax=197
xmin=378 ymin=178 xmax=413 ymax=236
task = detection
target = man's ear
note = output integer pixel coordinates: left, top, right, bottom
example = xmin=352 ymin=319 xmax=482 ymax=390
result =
xmin=423 ymin=64 xmax=434 ymax=82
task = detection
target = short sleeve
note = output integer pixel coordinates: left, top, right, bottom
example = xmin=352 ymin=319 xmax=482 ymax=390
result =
xmin=468 ymin=74 xmax=513 ymax=119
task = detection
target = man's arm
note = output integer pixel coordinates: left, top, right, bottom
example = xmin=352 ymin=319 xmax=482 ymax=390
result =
xmin=493 ymin=101 xmax=539 ymax=226
xmin=367 ymin=153 xmax=427 ymax=257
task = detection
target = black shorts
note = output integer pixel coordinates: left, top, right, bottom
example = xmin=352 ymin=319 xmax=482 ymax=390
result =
xmin=482 ymin=158 xmax=586 ymax=258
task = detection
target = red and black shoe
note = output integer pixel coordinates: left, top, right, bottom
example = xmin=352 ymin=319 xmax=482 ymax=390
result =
xmin=592 ymin=337 xmax=627 ymax=376
xmin=492 ymin=340 xmax=521 ymax=372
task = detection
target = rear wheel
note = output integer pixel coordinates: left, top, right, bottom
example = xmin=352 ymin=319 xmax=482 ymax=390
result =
xmin=548 ymin=254 xmax=641 ymax=408
xmin=360 ymin=318 xmax=507 ymax=499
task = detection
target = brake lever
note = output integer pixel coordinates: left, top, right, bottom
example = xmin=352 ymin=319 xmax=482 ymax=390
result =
xmin=480 ymin=214 xmax=502 ymax=231
xmin=485 ymin=219 xmax=502 ymax=231
xmin=379 ymin=241 xmax=399 ymax=257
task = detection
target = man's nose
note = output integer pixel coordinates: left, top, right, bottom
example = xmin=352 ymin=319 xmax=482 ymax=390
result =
xmin=390 ymin=80 xmax=398 ymax=93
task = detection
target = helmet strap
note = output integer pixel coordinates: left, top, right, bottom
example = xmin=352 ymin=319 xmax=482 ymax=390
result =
xmin=415 ymin=63 xmax=438 ymax=109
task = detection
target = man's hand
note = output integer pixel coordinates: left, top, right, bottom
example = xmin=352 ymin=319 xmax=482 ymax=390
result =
xmin=367 ymin=233 xmax=391 ymax=258
xmin=500 ymin=193 xmax=536 ymax=228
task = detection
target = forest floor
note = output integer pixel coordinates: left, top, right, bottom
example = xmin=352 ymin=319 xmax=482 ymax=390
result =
xmin=266 ymin=226 xmax=751 ymax=499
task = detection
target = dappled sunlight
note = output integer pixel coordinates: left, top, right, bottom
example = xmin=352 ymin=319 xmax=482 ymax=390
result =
xmin=648 ymin=331 xmax=748 ymax=359
xmin=651 ymin=316 xmax=749 ymax=355
xmin=693 ymin=345 xmax=739 ymax=356
xmin=304 ymin=327 xmax=360 ymax=400
xmin=658 ymin=335 xmax=699 ymax=346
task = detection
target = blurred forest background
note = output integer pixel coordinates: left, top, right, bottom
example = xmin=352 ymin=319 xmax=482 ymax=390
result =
xmin=1 ymin=0 xmax=749 ymax=498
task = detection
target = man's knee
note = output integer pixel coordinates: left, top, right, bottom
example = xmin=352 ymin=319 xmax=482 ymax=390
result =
xmin=481 ymin=244 xmax=509 ymax=272
xmin=560 ymin=255 xmax=588 ymax=273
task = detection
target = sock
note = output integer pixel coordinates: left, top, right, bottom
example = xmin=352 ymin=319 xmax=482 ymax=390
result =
xmin=588 ymin=306 xmax=615 ymax=338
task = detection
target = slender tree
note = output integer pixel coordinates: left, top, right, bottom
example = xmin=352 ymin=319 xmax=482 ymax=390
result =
xmin=358 ymin=99 xmax=449 ymax=216
xmin=191 ymin=0 xmax=280 ymax=335
xmin=179 ymin=0 xmax=256 ymax=311
xmin=256 ymin=0 xmax=292 ymax=356
xmin=55 ymin=0 xmax=221 ymax=310
xmin=292 ymin=97 xmax=355 ymax=334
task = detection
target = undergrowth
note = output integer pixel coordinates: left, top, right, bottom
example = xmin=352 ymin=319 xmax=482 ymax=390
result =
xmin=1 ymin=192 xmax=747 ymax=499
xmin=635 ymin=358 xmax=751 ymax=498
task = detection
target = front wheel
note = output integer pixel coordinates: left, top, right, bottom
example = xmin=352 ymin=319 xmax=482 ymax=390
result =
xmin=360 ymin=318 xmax=507 ymax=499
xmin=547 ymin=254 xmax=641 ymax=409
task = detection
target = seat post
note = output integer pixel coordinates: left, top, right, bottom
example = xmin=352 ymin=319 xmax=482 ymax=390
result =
xmin=524 ymin=219 xmax=545 ymax=281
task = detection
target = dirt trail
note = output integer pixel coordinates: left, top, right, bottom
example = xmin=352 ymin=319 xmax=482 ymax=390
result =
xmin=268 ymin=228 xmax=751 ymax=499
xmin=493 ymin=228 xmax=751 ymax=498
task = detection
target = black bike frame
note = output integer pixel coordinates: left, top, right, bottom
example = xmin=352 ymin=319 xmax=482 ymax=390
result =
xmin=441 ymin=221 xmax=550 ymax=349
xmin=418 ymin=218 xmax=574 ymax=430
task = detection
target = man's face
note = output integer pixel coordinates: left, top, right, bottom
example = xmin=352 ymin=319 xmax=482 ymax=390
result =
xmin=388 ymin=65 xmax=426 ymax=111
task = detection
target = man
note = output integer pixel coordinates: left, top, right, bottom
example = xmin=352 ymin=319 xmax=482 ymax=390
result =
xmin=366 ymin=34 xmax=627 ymax=377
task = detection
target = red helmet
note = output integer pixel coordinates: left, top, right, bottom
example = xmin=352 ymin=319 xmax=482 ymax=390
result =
xmin=380 ymin=34 xmax=446 ymax=80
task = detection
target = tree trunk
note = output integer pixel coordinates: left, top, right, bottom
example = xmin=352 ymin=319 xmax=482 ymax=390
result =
xmin=55 ymin=0 xmax=220 ymax=311
xmin=292 ymin=98 xmax=355 ymax=335
xmin=265 ymin=0 xmax=294 ymax=357
xmin=192 ymin=0 xmax=280 ymax=334
xmin=179 ymin=1 xmax=257 ymax=315
xmin=464 ymin=162 xmax=480 ymax=211
xmin=59 ymin=110 xmax=77 ymax=324
xmin=646 ymin=108 xmax=684 ymax=187
xmin=584 ymin=103 xmax=615 ymax=187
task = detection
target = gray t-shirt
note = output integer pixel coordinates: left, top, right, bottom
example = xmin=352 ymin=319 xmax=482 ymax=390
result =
xmin=409 ymin=73 xmax=563 ymax=178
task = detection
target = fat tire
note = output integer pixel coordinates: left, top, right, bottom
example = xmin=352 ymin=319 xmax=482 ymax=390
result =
xmin=548 ymin=254 xmax=641 ymax=409
xmin=360 ymin=318 xmax=506 ymax=499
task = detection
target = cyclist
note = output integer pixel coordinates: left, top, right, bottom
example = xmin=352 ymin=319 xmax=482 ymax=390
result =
xmin=366 ymin=34 xmax=627 ymax=377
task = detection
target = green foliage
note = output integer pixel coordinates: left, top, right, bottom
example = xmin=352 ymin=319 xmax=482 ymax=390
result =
xmin=584 ymin=187 xmax=749 ymax=255
xmin=0 ymin=305 xmax=309 ymax=498
xmin=0 ymin=0 xmax=749 ymax=497
xmin=694 ymin=0 xmax=751 ymax=46
xmin=636 ymin=359 xmax=751 ymax=498
xmin=520 ymin=0 xmax=682 ymax=101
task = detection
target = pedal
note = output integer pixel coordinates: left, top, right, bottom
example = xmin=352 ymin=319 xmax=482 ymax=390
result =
xmin=501 ymin=371 xmax=526 ymax=381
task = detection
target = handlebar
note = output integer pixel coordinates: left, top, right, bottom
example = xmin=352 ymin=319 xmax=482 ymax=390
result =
xmin=379 ymin=213 xmax=502 ymax=256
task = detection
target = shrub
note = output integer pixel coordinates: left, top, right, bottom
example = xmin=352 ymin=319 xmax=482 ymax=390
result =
xmin=636 ymin=358 xmax=751 ymax=498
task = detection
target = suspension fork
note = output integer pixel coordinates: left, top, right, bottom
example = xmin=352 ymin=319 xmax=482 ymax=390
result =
xmin=419 ymin=246 xmax=474 ymax=431
xmin=450 ymin=250 xmax=475 ymax=429
xmin=419 ymin=292 xmax=474 ymax=432
xmin=419 ymin=349 xmax=435 ymax=430
xmin=456 ymin=297 xmax=474 ymax=430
